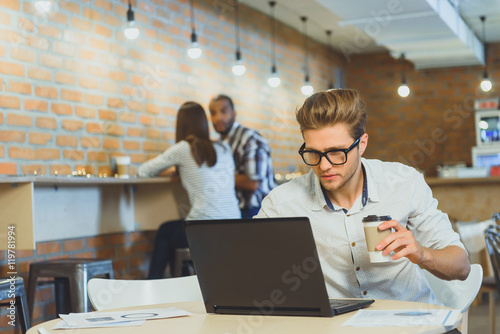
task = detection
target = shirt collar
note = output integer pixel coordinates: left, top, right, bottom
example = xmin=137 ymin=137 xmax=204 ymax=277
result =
xmin=312 ymin=161 xmax=377 ymax=212
xmin=220 ymin=121 xmax=239 ymax=143
xmin=361 ymin=158 xmax=380 ymax=203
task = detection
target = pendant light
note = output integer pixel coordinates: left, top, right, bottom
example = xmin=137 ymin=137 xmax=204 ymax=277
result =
xmin=480 ymin=16 xmax=492 ymax=92
xmin=326 ymin=30 xmax=335 ymax=89
xmin=124 ymin=0 xmax=139 ymax=40
xmin=267 ymin=1 xmax=280 ymax=88
xmin=187 ymin=0 xmax=202 ymax=59
xmin=300 ymin=17 xmax=313 ymax=96
xmin=232 ymin=0 xmax=246 ymax=76
xmin=397 ymin=53 xmax=410 ymax=97
xmin=35 ymin=0 xmax=52 ymax=13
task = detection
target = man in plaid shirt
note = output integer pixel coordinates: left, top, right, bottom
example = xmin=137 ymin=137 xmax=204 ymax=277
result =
xmin=209 ymin=95 xmax=277 ymax=218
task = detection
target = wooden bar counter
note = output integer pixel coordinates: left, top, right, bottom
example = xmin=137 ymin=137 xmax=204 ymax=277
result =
xmin=0 ymin=175 xmax=189 ymax=250
xmin=425 ymin=176 xmax=500 ymax=222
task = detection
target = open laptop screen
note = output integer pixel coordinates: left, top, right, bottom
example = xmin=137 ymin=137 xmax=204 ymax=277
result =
xmin=184 ymin=217 xmax=335 ymax=317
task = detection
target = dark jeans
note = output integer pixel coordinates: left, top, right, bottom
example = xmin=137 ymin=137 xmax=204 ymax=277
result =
xmin=147 ymin=219 xmax=187 ymax=279
xmin=241 ymin=207 xmax=260 ymax=219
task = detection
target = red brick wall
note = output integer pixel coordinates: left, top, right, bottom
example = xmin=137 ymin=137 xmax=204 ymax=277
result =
xmin=346 ymin=44 xmax=500 ymax=176
xmin=0 ymin=0 xmax=344 ymax=331
xmin=0 ymin=231 xmax=155 ymax=332
xmin=0 ymin=0 xmax=343 ymax=177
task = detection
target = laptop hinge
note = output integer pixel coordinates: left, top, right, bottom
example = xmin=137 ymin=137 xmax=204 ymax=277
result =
xmin=213 ymin=305 xmax=323 ymax=316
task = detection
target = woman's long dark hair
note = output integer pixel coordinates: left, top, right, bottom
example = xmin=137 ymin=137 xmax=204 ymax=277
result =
xmin=175 ymin=102 xmax=217 ymax=167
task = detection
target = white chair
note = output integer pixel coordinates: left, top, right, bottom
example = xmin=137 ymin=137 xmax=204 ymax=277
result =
xmin=456 ymin=220 xmax=496 ymax=334
xmin=423 ymin=263 xmax=483 ymax=334
xmin=87 ymin=275 xmax=203 ymax=311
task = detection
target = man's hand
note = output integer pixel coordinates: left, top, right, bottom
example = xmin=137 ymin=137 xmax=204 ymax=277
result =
xmin=235 ymin=174 xmax=260 ymax=192
xmin=376 ymin=220 xmax=427 ymax=264
xmin=375 ymin=219 xmax=470 ymax=280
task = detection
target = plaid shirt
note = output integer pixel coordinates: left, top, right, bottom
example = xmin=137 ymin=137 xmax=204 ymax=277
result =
xmin=222 ymin=122 xmax=277 ymax=210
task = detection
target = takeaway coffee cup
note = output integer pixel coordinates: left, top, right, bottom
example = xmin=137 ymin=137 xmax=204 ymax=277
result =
xmin=113 ymin=156 xmax=131 ymax=179
xmin=362 ymin=215 xmax=392 ymax=263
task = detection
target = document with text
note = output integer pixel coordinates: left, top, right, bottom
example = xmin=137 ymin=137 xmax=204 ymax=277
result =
xmin=52 ymin=307 xmax=191 ymax=329
xmin=342 ymin=309 xmax=460 ymax=327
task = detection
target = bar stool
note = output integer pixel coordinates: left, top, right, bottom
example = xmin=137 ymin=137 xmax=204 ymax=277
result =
xmin=27 ymin=258 xmax=114 ymax=320
xmin=174 ymin=248 xmax=194 ymax=277
xmin=0 ymin=277 xmax=30 ymax=333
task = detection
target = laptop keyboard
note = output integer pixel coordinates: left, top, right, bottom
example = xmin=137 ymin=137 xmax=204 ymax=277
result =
xmin=328 ymin=298 xmax=374 ymax=315
xmin=329 ymin=300 xmax=349 ymax=308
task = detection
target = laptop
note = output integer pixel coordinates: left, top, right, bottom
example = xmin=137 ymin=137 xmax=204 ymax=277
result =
xmin=183 ymin=217 xmax=374 ymax=317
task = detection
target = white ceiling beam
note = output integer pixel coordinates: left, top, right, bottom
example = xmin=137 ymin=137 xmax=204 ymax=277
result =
xmin=337 ymin=10 xmax=437 ymax=26
xmin=424 ymin=0 xmax=484 ymax=65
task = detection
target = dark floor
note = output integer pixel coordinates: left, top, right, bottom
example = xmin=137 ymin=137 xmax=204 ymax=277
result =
xmin=468 ymin=293 xmax=500 ymax=334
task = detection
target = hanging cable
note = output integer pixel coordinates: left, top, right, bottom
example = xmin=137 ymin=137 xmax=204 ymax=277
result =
xmin=480 ymin=16 xmax=492 ymax=92
xmin=232 ymin=0 xmax=246 ymax=75
xmin=187 ymin=0 xmax=202 ymax=59
xmin=267 ymin=1 xmax=280 ymax=87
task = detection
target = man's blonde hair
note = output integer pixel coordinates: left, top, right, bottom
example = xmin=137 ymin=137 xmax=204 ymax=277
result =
xmin=296 ymin=89 xmax=367 ymax=139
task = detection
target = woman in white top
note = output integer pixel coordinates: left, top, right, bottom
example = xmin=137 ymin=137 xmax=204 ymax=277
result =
xmin=138 ymin=101 xmax=240 ymax=278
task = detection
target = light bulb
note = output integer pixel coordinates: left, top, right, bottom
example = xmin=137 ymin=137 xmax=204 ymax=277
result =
xmin=124 ymin=3 xmax=139 ymax=40
xmin=124 ymin=21 xmax=139 ymax=40
xmin=268 ymin=75 xmax=281 ymax=88
xmin=232 ymin=63 xmax=246 ymax=76
xmin=301 ymin=82 xmax=313 ymax=96
xmin=187 ymin=43 xmax=202 ymax=59
xmin=479 ymin=120 xmax=489 ymax=130
xmin=35 ymin=0 xmax=51 ymax=13
xmin=398 ymin=83 xmax=410 ymax=97
xmin=481 ymin=78 xmax=492 ymax=92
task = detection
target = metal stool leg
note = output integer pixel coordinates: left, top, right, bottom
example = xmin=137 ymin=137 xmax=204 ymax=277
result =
xmin=68 ymin=268 xmax=89 ymax=313
xmin=54 ymin=277 xmax=71 ymax=314
xmin=16 ymin=284 xmax=31 ymax=333
xmin=27 ymin=266 xmax=40 ymax=322
xmin=0 ymin=277 xmax=31 ymax=334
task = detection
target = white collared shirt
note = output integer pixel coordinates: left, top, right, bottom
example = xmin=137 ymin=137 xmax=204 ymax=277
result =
xmin=255 ymin=158 xmax=466 ymax=304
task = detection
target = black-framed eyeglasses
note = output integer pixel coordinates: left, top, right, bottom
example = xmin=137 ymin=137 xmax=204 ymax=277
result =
xmin=298 ymin=137 xmax=361 ymax=166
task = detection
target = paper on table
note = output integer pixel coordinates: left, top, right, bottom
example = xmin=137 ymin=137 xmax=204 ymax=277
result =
xmin=52 ymin=319 xmax=145 ymax=329
xmin=53 ymin=307 xmax=191 ymax=329
xmin=342 ymin=309 xmax=460 ymax=327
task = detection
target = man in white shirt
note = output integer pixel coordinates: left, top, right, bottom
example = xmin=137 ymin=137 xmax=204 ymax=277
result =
xmin=255 ymin=89 xmax=470 ymax=304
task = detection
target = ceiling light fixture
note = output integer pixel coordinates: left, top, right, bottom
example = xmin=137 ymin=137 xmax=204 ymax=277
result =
xmin=232 ymin=0 xmax=246 ymax=76
xmin=397 ymin=53 xmax=410 ymax=98
xmin=35 ymin=0 xmax=52 ymax=13
xmin=123 ymin=0 xmax=139 ymax=40
xmin=300 ymin=17 xmax=313 ymax=96
xmin=267 ymin=1 xmax=280 ymax=88
xmin=326 ymin=30 xmax=335 ymax=90
xmin=480 ymin=16 xmax=492 ymax=92
xmin=187 ymin=0 xmax=202 ymax=59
